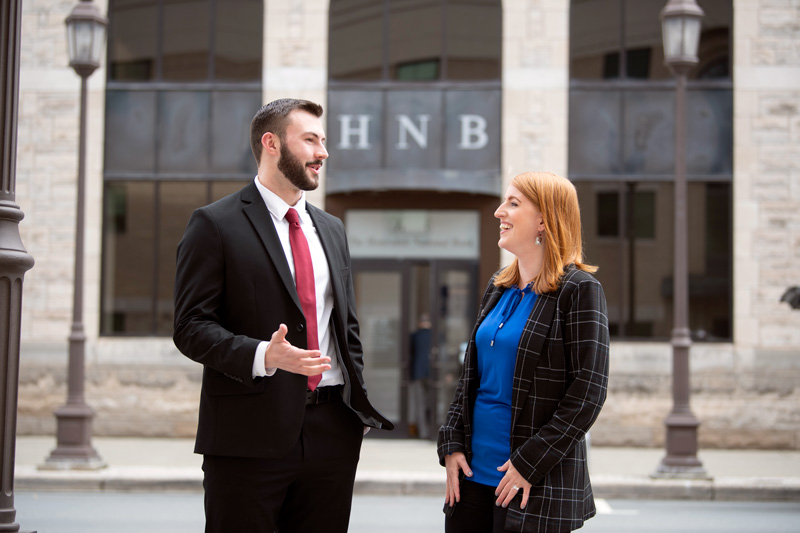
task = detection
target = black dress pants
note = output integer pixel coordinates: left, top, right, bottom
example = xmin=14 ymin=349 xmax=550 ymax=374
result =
xmin=202 ymin=393 xmax=364 ymax=533
xmin=445 ymin=478 xmax=509 ymax=533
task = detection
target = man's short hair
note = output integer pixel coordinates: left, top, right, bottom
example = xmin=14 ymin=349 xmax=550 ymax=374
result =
xmin=249 ymin=99 xmax=324 ymax=164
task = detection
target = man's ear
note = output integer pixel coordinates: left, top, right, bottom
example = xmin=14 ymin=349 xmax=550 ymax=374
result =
xmin=261 ymin=132 xmax=280 ymax=156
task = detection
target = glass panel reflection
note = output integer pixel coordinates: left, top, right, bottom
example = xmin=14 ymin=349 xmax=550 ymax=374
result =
xmin=388 ymin=0 xmax=443 ymax=80
xmin=212 ymin=180 xmax=250 ymax=202
xmin=445 ymin=1 xmax=501 ymax=80
xmin=570 ymin=89 xmax=732 ymax=177
xmin=434 ymin=268 xmax=472 ymax=428
xmin=568 ymin=90 xmax=622 ymax=175
xmin=213 ymin=0 xmax=262 ymax=80
xmin=158 ymin=92 xmax=211 ymax=172
xmin=156 ymin=182 xmax=208 ymax=335
xmin=570 ymin=0 xmax=731 ymax=81
xmin=102 ymin=182 xmax=156 ymax=334
xmin=570 ymin=0 xmax=621 ymax=79
xmin=211 ymin=91 xmax=260 ymax=174
xmin=576 ymin=181 xmax=731 ymax=340
xmin=108 ymin=0 xmax=158 ymax=81
xmin=162 ymin=0 xmax=210 ymax=81
xmin=105 ymin=90 xmax=157 ymax=173
xmin=329 ymin=0 xmax=384 ymax=80
xmin=355 ymin=271 xmax=403 ymax=422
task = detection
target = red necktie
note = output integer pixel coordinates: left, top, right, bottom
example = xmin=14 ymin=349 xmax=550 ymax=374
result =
xmin=285 ymin=208 xmax=321 ymax=391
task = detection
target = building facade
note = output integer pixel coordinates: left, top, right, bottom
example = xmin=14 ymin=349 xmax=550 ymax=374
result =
xmin=15 ymin=0 xmax=800 ymax=448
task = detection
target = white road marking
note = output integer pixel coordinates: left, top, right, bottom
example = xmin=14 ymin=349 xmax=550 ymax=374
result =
xmin=595 ymin=499 xmax=639 ymax=515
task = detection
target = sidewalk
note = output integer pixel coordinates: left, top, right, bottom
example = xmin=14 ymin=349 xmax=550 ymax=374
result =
xmin=14 ymin=436 xmax=800 ymax=501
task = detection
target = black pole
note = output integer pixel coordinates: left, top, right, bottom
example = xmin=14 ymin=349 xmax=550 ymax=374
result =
xmin=0 ymin=1 xmax=36 ymax=531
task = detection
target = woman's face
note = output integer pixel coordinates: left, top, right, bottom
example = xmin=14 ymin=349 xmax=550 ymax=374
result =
xmin=494 ymin=184 xmax=544 ymax=257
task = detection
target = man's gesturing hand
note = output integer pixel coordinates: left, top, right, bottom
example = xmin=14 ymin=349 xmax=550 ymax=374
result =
xmin=264 ymin=324 xmax=331 ymax=376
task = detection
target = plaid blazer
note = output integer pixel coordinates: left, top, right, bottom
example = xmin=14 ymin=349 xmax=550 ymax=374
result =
xmin=437 ymin=264 xmax=610 ymax=533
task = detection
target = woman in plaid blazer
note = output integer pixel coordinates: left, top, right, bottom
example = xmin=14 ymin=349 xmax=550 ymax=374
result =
xmin=438 ymin=171 xmax=610 ymax=533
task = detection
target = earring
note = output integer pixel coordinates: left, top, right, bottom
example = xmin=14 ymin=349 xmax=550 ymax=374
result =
xmin=535 ymin=232 xmax=543 ymax=246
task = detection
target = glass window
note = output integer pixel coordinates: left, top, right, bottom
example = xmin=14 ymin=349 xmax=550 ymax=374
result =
xmin=108 ymin=0 xmax=263 ymax=83
xmin=211 ymin=91 xmax=262 ymax=173
xmin=158 ymin=92 xmax=212 ymax=173
xmin=569 ymin=0 xmax=622 ymax=80
xmin=103 ymin=0 xmax=262 ymax=335
xmin=101 ymin=182 xmax=156 ymax=334
xmin=569 ymin=1 xmax=733 ymax=340
xmin=569 ymin=88 xmax=732 ymax=179
xmin=108 ymin=0 xmax=158 ymax=81
xmin=328 ymin=0 xmax=501 ymax=82
xmin=445 ymin=1 xmax=501 ymax=80
xmin=577 ymin=181 xmax=731 ymax=340
xmin=388 ymin=0 xmax=443 ymax=80
xmin=328 ymin=0 xmax=384 ymax=80
xmin=162 ymin=0 xmax=211 ymax=81
xmin=156 ymin=182 xmax=209 ymax=334
xmin=213 ymin=0 xmax=263 ymax=81
xmin=596 ymin=191 xmax=619 ymax=237
xmin=101 ymin=180 xmax=249 ymax=335
xmin=104 ymin=91 xmax=157 ymax=173
xmin=570 ymin=0 xmax=731 ymax=81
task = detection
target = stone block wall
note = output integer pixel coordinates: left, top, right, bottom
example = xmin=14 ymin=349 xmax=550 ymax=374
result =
xmin=502 ymin=0 xmax=569 ymax=181
xmin=733 ymin=0 xmax=800 ymax=348
xmin=17 ymin=0 xmax=106 ymax=345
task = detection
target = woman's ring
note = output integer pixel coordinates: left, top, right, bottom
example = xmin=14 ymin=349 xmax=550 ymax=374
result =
xmin=512 ymin=485 xmax=519 ymax=491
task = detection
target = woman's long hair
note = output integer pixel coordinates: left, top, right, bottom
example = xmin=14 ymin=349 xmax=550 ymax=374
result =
xmin=494 ymin=171 xmax=597 ymax=293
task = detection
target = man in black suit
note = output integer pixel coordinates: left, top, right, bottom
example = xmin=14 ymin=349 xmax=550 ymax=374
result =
xmin=174 ymin=98 xmax=392 ymax=533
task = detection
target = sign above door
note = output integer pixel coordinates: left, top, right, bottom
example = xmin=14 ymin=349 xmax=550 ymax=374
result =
xmin=345 ymin=209 xmax=479 ymax=259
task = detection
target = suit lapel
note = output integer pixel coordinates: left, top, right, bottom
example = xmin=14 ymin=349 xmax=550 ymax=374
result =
xmin=240 ymin=182 xmax=303 ymax=312
xmin=306 ymin=205 xmax=344 ymax=311
xmin=511 ymin=289 xmax=557 ymax=430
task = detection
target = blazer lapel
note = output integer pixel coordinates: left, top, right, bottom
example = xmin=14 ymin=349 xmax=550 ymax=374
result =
xmin=240 ymin=182 xmax=303 ymax=312
xmin=511 ymin=290 xmax=558 ymax=430
xmin=479 ymin=287 xmax=504 ymax=324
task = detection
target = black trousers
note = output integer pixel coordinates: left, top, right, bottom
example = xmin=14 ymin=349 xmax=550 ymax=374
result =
xmin=202 ymin=393 xmax=364 ymax=533
xmin=445 ymin=478 xmax=510 ymax=533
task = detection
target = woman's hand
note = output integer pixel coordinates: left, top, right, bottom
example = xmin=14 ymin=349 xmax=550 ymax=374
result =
xmin=444 ymin=452 xmax=472 ymax=507
xmin=495 ymin=460 xmax=531 ymax=509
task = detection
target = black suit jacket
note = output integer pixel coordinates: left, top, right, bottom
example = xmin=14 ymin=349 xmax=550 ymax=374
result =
xmin=438 ymin=265 xmax=609 ymax=533
xmin=174 ymin=181 xmax=392 ymax=459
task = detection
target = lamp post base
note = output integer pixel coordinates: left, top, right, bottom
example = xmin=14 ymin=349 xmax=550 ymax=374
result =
xmin=38 ymin=404 xmax=106 ymax=471
xmin=651 ymin=459 xmax=711 ymax=480
xmin=651 ymin=411 xmax=710 ymax=479
xmin=39 ymin=453 xmax=106 ymax=471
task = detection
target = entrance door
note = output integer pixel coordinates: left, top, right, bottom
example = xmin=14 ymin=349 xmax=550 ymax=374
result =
xmin=353 ymin=259 xmax=477 ymax=438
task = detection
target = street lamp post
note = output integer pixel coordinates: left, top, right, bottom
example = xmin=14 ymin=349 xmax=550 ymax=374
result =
xmin=1 ymin=1 xmax=37 ymax=530
xmin=41 ymin=0 xmax=108 ymax=471
xmin=653 ymin=0 xmax=709 ymax=479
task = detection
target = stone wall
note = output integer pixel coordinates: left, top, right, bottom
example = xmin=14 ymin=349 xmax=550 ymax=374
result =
xmin=17 ymin=339 xmax=800 ymax=449
xmin=17 ymin=0 xmax=106 ymax=345
xmin=733 ymin=0 xmax=800 ymax=347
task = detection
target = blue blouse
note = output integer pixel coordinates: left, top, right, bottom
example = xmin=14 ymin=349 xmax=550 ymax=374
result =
xmin=470 ymin=284 xmax=538 ymax=487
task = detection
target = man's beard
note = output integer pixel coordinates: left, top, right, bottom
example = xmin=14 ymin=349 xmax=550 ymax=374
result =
xmin=278 ymin=142 xmax=320 ymax=191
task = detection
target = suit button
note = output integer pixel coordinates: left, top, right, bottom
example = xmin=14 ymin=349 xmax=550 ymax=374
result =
xmin=296 ymin=324 xmax=305 ymax=332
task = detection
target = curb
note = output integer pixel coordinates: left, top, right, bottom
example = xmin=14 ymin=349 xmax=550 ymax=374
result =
xmin=15 ymin=467 xmax=800 ymax=502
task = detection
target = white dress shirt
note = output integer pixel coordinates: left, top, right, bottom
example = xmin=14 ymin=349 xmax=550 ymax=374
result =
xmin=251 ymin=177 xmax=344 ymax=387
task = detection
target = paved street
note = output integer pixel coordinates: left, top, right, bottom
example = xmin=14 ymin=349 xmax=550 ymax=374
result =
xmin=15 ymin=491 xmax=800 ymax=533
